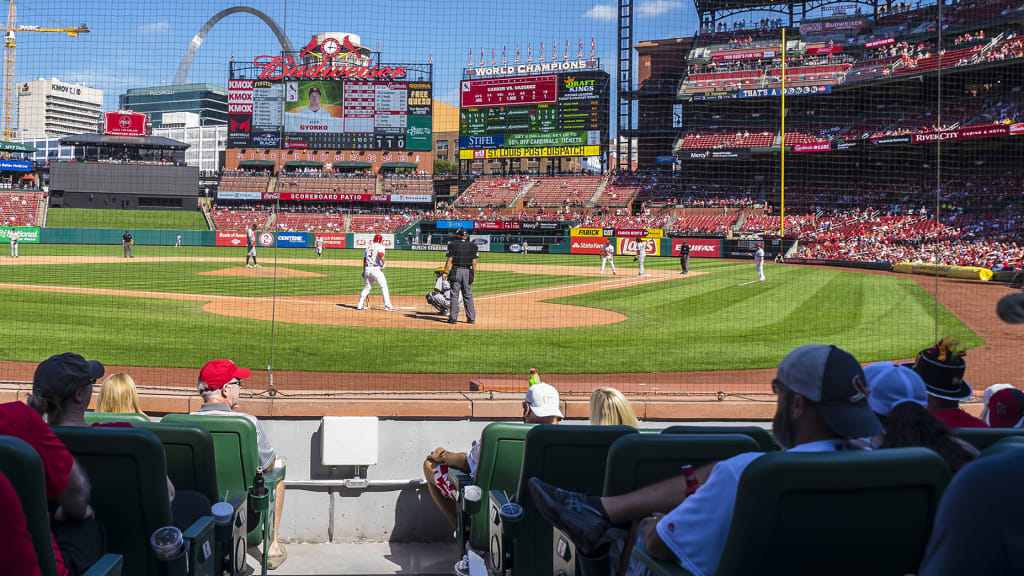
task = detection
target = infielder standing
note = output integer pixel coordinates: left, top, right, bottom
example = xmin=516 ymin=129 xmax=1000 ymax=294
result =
xmin=175 ymin=234 xmax=182 ymax=248
xmin=755 ymin=242 xmax=765 ymax=281
xmin=445 ymin=228 xmax=478 ymax=324
xmin=316 ymin=236 xmax=324 ymax=258
xmin=522 ymin=239 xmax=529 ymax=256
xmin=679 ymin=241 xmax=690 ymax=274
xmin=600 ymin=240 xmax=616 ymax=274
xmin=635 ymin=237 xmax=647 ymax=276
xmin=245 ymin=224 xmax=259 ymax=268
xmin=9 ymin=229 xmax=17 ymax=258
xmin=357 ymin=234 xmax=396 ymax=311
xmin=122 ymin=230 xmax=133 ymax=258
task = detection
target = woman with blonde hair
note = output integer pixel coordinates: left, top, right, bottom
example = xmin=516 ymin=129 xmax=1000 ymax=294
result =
xmin=590 ymin=387 xmax=639 ymax=427
xmin=97 ymin=372 xmax=150 ymax=419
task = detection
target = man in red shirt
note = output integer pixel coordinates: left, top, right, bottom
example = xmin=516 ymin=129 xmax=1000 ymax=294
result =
xmin=905 ymin=338 xmax=988 ymax=429
xmin=0 ymin=470 xmax=41 ymax=576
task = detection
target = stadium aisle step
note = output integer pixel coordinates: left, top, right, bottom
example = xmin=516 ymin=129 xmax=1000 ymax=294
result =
xmin=252 ymin=542 xmax=460 ymax=576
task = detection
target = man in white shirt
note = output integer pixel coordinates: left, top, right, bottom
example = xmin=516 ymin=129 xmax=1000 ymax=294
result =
xmin=295 ymin=86 xmax=327 ymax=122
xmin=600 ymin=240 xmax=617 ymax=274
xmin=635 ymin=238 xmax=647 ymax=276
xmin=356 ymin=234 xmax=396 ymax=311
xmin=754 ymin=242 xmax=765 ymax=281
xmin=9 ymin=228 xmax=17 ymax=258
xmin=529 ymin=344 xmax=883 ymax=576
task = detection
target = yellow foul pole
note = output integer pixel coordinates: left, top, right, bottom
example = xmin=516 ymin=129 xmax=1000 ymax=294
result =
xmin=780 ymin=28 xmax=786 ymax=238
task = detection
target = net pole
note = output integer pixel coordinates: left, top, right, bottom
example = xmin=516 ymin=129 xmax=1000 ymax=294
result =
xmin=780 ymin=28 xmax=786 ymax=238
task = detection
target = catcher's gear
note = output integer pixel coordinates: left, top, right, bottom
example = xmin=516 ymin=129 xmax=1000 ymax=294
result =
xmin=373 ymin=234 xmax=383 ymax=243
xmin=434 ymin=266 xmax=446 ymax=275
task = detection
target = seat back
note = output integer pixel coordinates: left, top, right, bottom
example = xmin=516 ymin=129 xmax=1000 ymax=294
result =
xmin=661 ymin=425 xmax=776 ymax=452
xmin=0 ymin=436 xmax=59 ymax=576
xmin=134 ymin=421 xmax=220 ymax=504
xmin=952 ymin=427 xmax=1024 ymax=451
xmin=603 ymin=433 xmax=762 ymax=497
xmin=980 ymin=436 xmax=1024 ymax=458
xmin=54 ymin=426 xmax=173 ymax=575
xmin=511 ymin=425 xmax=636 ymax=576
xmin=468 ymin=422 xmax=533 ymax=551
xmin=84 ymin=411 xmax=151 ymax=425
xmin=716 ymin=447 xmax=950 ymax=576
xmin=161 ymin=414 xmax=260 ymax=500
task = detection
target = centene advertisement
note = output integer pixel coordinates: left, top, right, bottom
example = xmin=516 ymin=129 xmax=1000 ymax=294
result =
xmin=673 ymin=238 xmax=720 ymax=258
xmin=617 ymin=237 xmax=660 ymax=257
xmin=104 ymin=111 xmax=147 ymax=137
xmin=216 ymin=231 xmax=249 ymax=247
xmin=793 ymin=142 xmax=831 ymax=153
xmin=570 ymin=237 xmax=608 ymax=255
xmin=315 ymin=232 xmax=346 ymax=249
xmin=276 ymin=232 xmax=308 ymax=248
xmin=353 ymin=233 xmax=394 ymax=249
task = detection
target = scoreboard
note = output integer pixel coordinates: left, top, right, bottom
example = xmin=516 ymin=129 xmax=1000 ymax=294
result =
xmin=228 ymin=78 xmax=433 ymax=151
xmin=458 ymin=71 xmax=609 ymax=155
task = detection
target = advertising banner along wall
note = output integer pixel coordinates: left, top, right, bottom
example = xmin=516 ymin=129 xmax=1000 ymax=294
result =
xmin=617 ymin=236 xmax=660 ymax=256
xmin=0 ymin=227 xmax=40 ymax=243
xmin=570 ymin=237 xmax=608 ymax=254
xmin=315 ymin=232 xmax=346 ymax=249
xmin=215 ymin=231 xmax=249 ymax=247
xmin=672 ymin=238 xmax=720 ymax=258
xmin=353 ymin=233 xmax=395 ymax=249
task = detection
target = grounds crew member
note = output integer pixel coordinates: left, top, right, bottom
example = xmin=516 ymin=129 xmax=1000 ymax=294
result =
xmin=444 ymin=228 xmax=478 ymax=325
xmin=122 ymin=230 xmax=133 ymax=258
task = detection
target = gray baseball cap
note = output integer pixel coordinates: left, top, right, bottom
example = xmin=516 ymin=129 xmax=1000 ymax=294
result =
xmin=776 ymin=345 xmax=884 ymax=438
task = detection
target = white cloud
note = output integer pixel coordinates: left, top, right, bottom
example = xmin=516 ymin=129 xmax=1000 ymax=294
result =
xmin=637 ymin=0 xmax=683 ymax=16
xmin=138 ymin=22 xmax=170 ymax=34
xmin=584 ymin=4 xmax=617 ymax=20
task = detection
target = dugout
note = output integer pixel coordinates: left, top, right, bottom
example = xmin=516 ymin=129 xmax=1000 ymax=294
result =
xmin=49 ymin=134 xmax=198 ymax=210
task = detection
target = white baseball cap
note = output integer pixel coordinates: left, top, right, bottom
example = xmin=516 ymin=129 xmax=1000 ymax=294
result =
xmin=525 ymin=382 xmax=563 ymax=418
xmin=863 ymin=361 xmax=928 ymax=417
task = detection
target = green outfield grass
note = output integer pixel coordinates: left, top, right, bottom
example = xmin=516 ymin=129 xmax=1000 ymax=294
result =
xmin=45 ymin=208 xmax=210 ymax=230
xmin=0 ymin=247 xmax=982 ymax=374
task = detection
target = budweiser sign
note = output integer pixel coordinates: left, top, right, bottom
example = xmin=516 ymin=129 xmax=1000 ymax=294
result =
xmin=799 ymin=18 xmax=866 ymax=35
xmin=253 ymin=54 xmax=407 ymax=81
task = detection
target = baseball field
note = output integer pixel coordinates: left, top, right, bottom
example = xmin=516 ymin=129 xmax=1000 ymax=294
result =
xmin=0 ymin=239 xmax=1000 ymax=392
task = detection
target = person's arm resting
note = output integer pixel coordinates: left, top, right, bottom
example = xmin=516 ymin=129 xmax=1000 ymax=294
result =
xmin=643 ymin=515 xmax=677 ymax=561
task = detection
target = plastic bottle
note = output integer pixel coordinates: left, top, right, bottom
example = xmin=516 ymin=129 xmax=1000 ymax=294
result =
xmin=682 ymin=464 xmax=700 ymax=496
xmin=528 ymin=368 xmax=540 ymax=387
xmin=254 ymin=466 xmax=267 ymax=497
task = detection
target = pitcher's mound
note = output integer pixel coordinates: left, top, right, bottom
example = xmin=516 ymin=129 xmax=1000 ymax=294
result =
xmin=199 ymin=267 xmax=326 ymax=278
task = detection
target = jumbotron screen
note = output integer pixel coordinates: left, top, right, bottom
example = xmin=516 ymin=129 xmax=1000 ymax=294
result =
xmin=228 ymin=78 xmax=432 ymax=151
xmin=458 ymin=70 xmax=609 ymax=158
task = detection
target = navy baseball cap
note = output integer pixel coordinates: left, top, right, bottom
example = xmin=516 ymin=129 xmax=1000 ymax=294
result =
xmin=33 ymin=353 xmax=104 ymax=397
xmin=776 ymin=344 xmax=884 ymax=438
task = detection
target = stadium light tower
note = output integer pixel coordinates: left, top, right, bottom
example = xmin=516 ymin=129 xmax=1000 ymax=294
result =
xmin=1 ymin=0 xmax=89 ymax=140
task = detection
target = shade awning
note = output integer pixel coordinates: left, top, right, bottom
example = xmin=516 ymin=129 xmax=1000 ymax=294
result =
xmin=0 ymin=141 xmax=36 ymax=153
xmin=238 ymin=160 xmax=276 ymax=167
xmin=381 ymin=161 xmax=418 ymax=169
xmin=333 ymin=161 xmax=373 ymax=168
xmin=284 ymin=160 xmax=324 ymax=168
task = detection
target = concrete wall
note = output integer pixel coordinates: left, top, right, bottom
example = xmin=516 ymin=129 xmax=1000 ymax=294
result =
xmin=258 ymin=417 xmax=768 ymax=543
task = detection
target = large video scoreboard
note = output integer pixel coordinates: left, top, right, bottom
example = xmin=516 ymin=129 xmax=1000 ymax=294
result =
xmin=458 ymin=70 xmax=609 ymax=158
xmin=228 ymin=78 xmax=433 ymax=151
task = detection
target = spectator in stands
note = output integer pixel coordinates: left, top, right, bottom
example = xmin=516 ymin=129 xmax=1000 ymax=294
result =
xmin=862 ymin=361 xmax=977 ymax=473
xmin=906 ymin=338 xmax=988 ymax=429
xmin=423 ymin=382 xmax=562 ymax=528
xmin=979 ymin=383 xmax=1016 ymax=422
xmin=0 ymin=470 xmax=40 ymax=575
xmin=191 ymin=359 xmax=287 ymax=569
xmin=589 ymin=387 xmax=639 ymax=427
xmin=96 ymin=373 xmax=149 ymax=420
xmin=985 ymin=387 xmax=1024 ymax=428
xmin=529 ymin=344 xmax=883 ymax=575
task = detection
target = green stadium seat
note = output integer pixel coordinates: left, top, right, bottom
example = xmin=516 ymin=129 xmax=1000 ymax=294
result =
xmin=487 ymin=424 xmax=636 ymax=576
xmin=952 ymin=427 xmax=1024 ymax=451
xmin=84 ymin=411 xmax=151 ymax=425
xmin=661 ymin=425 xmax=776 ymax=452
xmin=632 ymin=447 xmax=950 ymax=576
xmin=980 ymin=436 xmax=1024 ymax=458
xmin=161 ymin=414 xmax=285 ymax=549
xmin=0 ymin=436 xmax=123 ymax=576
xmin=450 ymin=422 xmax=534 ymax=555
xmin=559 ymin=433 xmax=762 ymax=576
xmin=53 ymin=426 xmax=216 ymax=576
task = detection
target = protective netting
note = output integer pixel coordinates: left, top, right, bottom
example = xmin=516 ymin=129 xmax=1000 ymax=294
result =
xmin=1 ymin=0 xmax=1021 ymax=400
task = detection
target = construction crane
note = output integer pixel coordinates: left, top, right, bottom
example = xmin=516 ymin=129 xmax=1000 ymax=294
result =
xmin=1 ymin=0 xmax=88 ymax=140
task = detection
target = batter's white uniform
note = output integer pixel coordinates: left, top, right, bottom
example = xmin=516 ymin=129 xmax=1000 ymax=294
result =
xmin=637 ymin=240 xmax=647 ymax=276
xmin=246 ymin=228 xmax=257 ymax=266
xmin=9 ymin=230 xmax=17 ymax=258
xmin=357 ymin=242 xmax=394 ymax=310
xmin=600 ymin=243 xmax=616 ymax=274
xmin=755 ymin=247 xmax=765 ymax=281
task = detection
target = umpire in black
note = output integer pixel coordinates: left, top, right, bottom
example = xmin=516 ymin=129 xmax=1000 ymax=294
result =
xmin=679 ymin=240 xmax=690 ymax=274
xmin=444 ymin=228 xmax=478 ymax=324
xmin=122 ymin=230 xmax=134 ymax=259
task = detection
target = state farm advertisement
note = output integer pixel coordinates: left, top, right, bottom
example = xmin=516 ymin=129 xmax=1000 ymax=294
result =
xmin=793 ymin=142 xmax=831 ymax=153
xmin=673 ymin=238 xmax=720 ymax=258
xmin=315 ymin=232 xmax=346 ymax=249
xmin=104 ymin=111 xmax=147 ymax=137
xmin=617 ymin=237 xmax=660 ymax=256
xmin=570 ymin=238 xmax=608 ymax=255
xmin=216 ymin=231 xmax=248 ymax=247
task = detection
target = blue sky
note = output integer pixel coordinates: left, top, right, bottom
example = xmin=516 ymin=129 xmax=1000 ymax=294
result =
xmin=15 ymin=0 xmax=703 ymax=113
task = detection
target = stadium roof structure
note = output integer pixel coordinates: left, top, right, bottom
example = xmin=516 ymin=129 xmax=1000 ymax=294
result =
xmin=59 ymin=133 xmax=189 ymax=150
xmin=693 ymin=0 xmax=875 ymax=23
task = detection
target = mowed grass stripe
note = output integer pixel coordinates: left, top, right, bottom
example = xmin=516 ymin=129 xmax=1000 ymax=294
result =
xmin=46 ymin=208 xmax=210 ymax=230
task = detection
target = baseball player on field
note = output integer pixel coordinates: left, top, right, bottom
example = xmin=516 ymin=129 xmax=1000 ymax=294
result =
xmin=635 ymin=237 xmax=647 ymax=276
xmin=426 ymin=266 xmax=459 ymax=314
xmin=175 ymin=234 xmax=181 ymax=248
xmin=9 ymin=229 xmax=17 ymax=258
xmin=600 ymin=239 xmax=616 ymax=274
xmin=245 ymin=224 xmax=259 ymax=268
xmin=755 ymin=242 xmax=765 ymax=281
xmin=357 ymin=234 xmax=396 ymax=311
xmin=316 ymin=236 xmax=324 ymax=258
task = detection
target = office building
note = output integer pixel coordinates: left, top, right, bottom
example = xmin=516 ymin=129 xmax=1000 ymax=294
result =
xmin=17 ymin=78 xmax=103 ymax=138
xmin=119 ymin=83 xmax=228 ymax=129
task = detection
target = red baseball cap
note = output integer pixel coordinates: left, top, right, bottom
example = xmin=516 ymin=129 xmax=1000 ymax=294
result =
xmin=987 ymin=388 xmax=1024 ymax=428
xmin=198 ymin=359 xmax=251 ymax=392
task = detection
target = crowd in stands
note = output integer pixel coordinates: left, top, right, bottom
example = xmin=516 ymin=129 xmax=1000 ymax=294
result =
xmin=455 ymin=176 xmax=529 ymax=208
xmin=0 ymin=191 xmax=42 ymax=226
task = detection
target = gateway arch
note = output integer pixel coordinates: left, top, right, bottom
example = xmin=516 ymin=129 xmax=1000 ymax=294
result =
xmin=174 ymin=7 xmax=295 ymax=86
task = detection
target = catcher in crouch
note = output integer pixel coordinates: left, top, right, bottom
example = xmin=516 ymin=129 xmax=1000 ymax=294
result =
xmin=426 ymin=267 xmax=460 ymax=314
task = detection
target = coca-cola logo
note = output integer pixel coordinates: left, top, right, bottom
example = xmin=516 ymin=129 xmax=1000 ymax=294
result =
xmin=119 ymin=116 xmax=133 ymax=128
